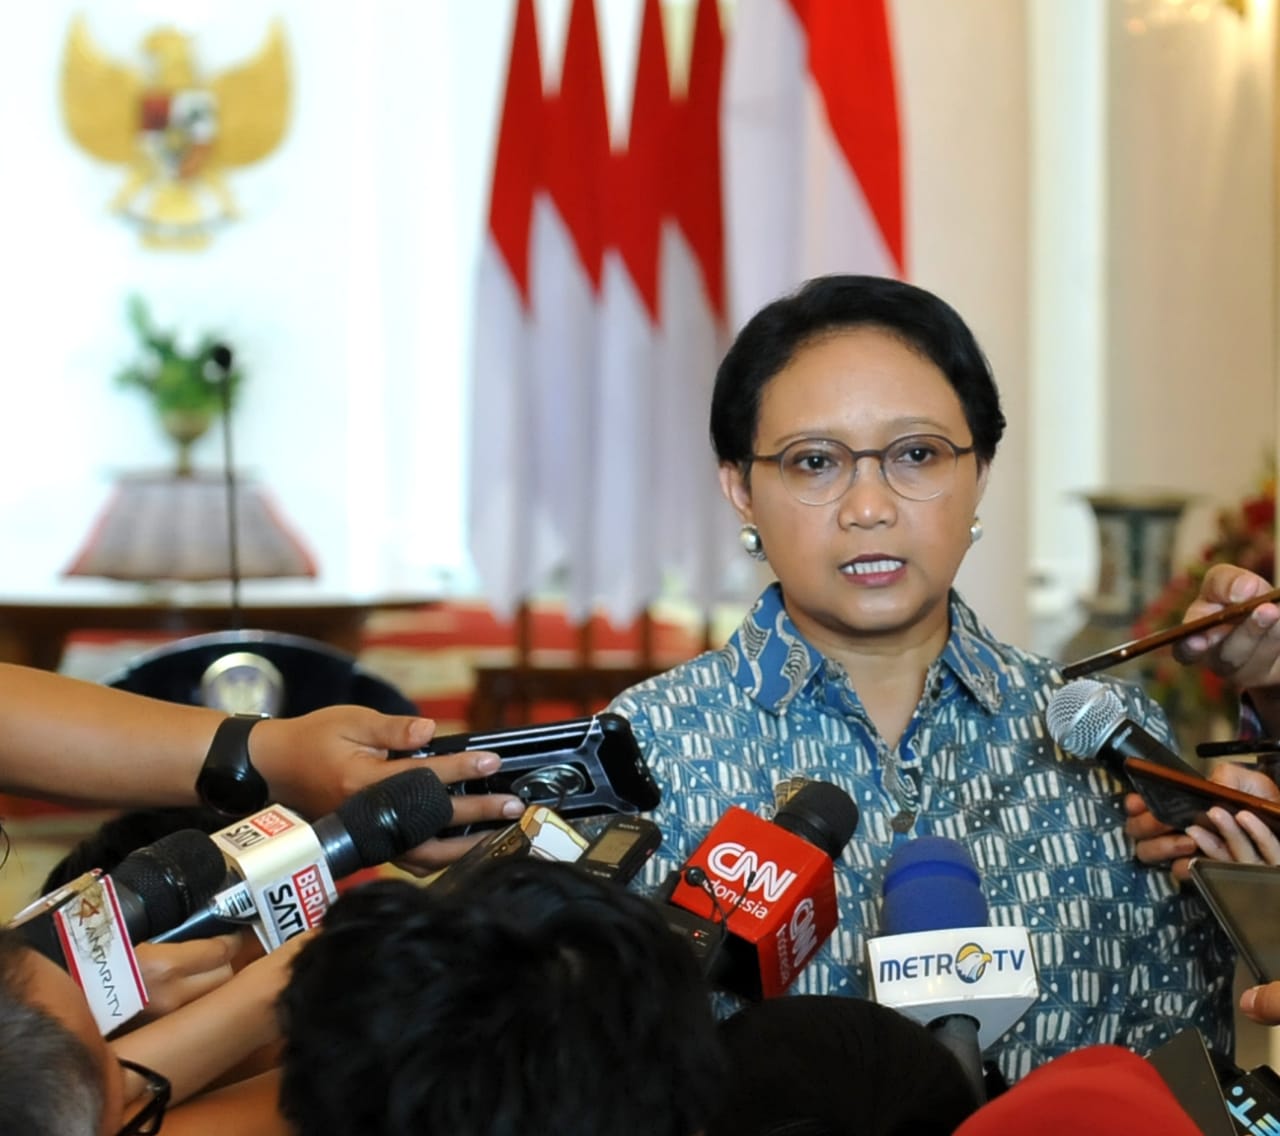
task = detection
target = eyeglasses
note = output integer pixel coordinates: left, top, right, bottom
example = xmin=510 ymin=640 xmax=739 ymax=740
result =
xmin=115 ymin=1058 xmax=171 ymax=1136
xmin=747 ymin=434 xmax=977 ymax=505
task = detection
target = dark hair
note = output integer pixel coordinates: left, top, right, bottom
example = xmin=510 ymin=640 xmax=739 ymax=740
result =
xmin=278 ymin=861 xmax=726 ymax=1136
xmin=710 ymin=275 xmax=1006 ymax=466
xmin=706 ymin=995 xmax=979 ymax=1136
xmin=0 ymin=929 xmax=105 ymax=1136
xmin=41 ymin=805 xmax=228 ymax=894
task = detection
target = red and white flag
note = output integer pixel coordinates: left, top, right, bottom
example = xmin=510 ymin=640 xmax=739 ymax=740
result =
xmin=722 ymin=0 xmax=905 ymax=329
xmin=592 ymin=0 xmax=669 ymax=623
xmin=656 ymin=0 xmax=736 ymax=613
xmin=528 ymin=0 xmax=610 ymax=621
xmin=467 ymin=0 xmax=547 ymax=617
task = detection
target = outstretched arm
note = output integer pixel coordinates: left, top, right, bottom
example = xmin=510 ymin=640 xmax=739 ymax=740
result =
xmin=0 ymin=664 xmax=525 ymax=868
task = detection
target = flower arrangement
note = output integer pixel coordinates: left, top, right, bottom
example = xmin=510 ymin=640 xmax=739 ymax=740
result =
xmin=115 ymin=294 xmax=243 ymax=474
xmin=1130 ymin=461 xmax=1276 ymax=728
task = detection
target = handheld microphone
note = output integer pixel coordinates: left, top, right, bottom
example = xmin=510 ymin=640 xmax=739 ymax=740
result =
xmin=1045 ymin=679 xmax=1200 ymax=779
xmin=665 ymin=780 xmax=859 ymax=1000
xmin=153 ymin=766 xmax=454 ymax=948
xmin=866 ymin=837 xmax=1040 ymax=1107
xmin=9 ymin=829 xmax=228 ymax=1032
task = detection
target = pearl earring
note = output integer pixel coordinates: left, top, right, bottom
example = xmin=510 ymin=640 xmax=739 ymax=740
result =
xmin=739 ymin=523 xmax=767 ymax=561
xmin=969 ymin=517 xmax=984 ymax=545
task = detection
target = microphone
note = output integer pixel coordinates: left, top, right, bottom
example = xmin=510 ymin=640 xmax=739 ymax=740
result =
xmin=205 ymin=341 xmax=243 ymax=628
xmin=9 ymin=829 xmax=229 ymax=1032
xmin=866 ymin=837 xmax=1040 ymax=1107
xmin=664 ymin=780 xmax=859 ymax=1000
xmin=153 ymin=766 xmax=454 ymax=948
xmin=1044 ymin=678 xmax=1200 ymax=779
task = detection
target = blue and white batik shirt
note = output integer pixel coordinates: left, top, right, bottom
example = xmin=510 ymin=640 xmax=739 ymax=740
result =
xmin=609 ymin=583 xmax=1235 ymax=1085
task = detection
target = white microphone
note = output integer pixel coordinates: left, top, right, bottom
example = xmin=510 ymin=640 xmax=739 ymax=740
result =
xmin=866 ymin=836 xmax=1039 ymax=1105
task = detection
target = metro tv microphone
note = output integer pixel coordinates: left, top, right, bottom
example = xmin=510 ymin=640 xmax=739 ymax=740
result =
xmin=866 ymin=837 xmax=1039 ymax=1106
xmin=1045 ymin=678 xmax=1200 ymax=779
xmin=666 ymin=780 xmax=859 ymax=1000
xmin=9 ymin=829 xmax=228 ymax=1032
xmin=154 ymin=766 xmax=454 ymax=949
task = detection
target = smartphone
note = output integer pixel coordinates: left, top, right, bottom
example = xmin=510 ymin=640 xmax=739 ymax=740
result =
xmin=1188 ymin=858 xmax=1280 ymax=984
xmin=1123 ymin=755 xmax=1280 ymax=838
xmin=418 ymin=712 xmax=661 ymax=835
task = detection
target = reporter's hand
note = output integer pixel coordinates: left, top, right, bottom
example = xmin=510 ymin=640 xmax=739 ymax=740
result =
xmin=1185 ymin=806 xmax=1280 ymax=865
xmin=133 ymin=933 xmax=242 ymax=1020
xmin=1125 ymin=761 xmax=1280 ymax=880
xmin=1241 ymin=981 xmax=1280 ymax=1025
xmin=247 ymin=706 xmax=526 ymax=870
xmin=1172 ymin=564 xmax=1280 ymax=718
xmin=1181 ymin=760 xmax=1280 ymax=865
xmin=1125 ymin=792 xmax=1198 ymax=880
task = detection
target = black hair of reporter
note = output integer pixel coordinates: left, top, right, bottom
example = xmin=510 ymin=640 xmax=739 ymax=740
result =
xmin=40 ymin=805 xmax=229 ymax=894
xmin=278 ymin=858 xmax=728 ymax=1136
xmin=705 ymin=996 xmax=981 ymax=1136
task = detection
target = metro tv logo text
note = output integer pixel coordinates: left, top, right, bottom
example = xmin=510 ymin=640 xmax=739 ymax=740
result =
xmin=876 ymin=943 xmax=1029 ymax=985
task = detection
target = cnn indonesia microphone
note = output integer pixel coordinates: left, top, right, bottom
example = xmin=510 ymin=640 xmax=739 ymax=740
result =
xmin=8 ymin=829 xmax=229 ymax=1032
xmin=666 ymin=780 xmax=860 ymax=1000
xmin=866 ymin=836 xmax=1040 ymax=1106
xmin=154 ymin=766 xmax=454 ymax=949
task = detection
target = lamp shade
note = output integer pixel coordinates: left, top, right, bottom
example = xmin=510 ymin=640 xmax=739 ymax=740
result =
xmin=64 ymin=472 xmax=317 ymax=582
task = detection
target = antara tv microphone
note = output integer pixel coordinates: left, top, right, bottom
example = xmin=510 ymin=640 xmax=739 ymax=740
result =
xmin=9 ymin=829 xmax=228 ymax=1032
xmin=1045 ymin=679 xmax=1200 ymax=779
xmin=867 ymin=836 xmax=1039 ymax=1107
xmin=153 ymin=766 xmax=454 ymax=949
xmin=665 ymin=780 xmax=859 ymax=1000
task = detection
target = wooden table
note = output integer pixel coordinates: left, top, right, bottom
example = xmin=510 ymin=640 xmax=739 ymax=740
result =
xmin=0 ymin=597 xmax=431 ymax=672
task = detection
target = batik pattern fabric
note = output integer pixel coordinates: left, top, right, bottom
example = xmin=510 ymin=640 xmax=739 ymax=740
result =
xmin=609 ymin=583 xmax=1235 ymax=1085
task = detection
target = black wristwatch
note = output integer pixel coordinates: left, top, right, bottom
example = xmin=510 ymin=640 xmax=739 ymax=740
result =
xmin=196 ymin=714 xmax=270 ymax=817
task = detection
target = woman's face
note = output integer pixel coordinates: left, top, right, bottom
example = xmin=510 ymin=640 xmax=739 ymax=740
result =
xmin=720 ymin=325 xmax=988 ymax=657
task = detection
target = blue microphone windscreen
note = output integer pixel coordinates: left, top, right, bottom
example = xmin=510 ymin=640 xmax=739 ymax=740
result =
xmin=881 ymin=836 xmax=988 ymax=935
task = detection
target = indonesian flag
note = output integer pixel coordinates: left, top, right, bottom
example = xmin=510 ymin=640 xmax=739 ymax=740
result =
xmin=723 ymin=0 xmax=905 ymax=329
xmin=528 ymin=0 xmax=610 ymax=621
xmin=655 ymin=0 xmax=735 ymax=612
xmin=592 ymin=0 xmax=669 ymax=623
xmin=467 ymin=0 xmax=547 ymax=617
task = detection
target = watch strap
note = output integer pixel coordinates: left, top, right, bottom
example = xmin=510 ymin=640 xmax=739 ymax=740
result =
xmin=197 ymin=713 xmax=270 ymax=816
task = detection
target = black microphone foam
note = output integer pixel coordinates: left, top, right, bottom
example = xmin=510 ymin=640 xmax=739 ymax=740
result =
xmin=207 ymin=343 xmax=234 ymax=374
xmin=17 ymin=828 xmax=230 ymax=965
xmin=110 ymin=829 xmax=230 ymax=939
xmin=774 ymin=781 xmax=860 ymax=859
xmin=312 ymin=766 xmax=455 ymax=878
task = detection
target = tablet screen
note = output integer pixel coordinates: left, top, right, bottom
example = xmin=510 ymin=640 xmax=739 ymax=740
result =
xmin=1188 ymin=859 xmax=1280 ymax=984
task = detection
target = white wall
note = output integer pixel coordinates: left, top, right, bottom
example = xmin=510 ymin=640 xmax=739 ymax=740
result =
xmin=1104 ymin=0 xmax=1275 ymax=556
xmin=0 ymin=1 xmax=1272 ymax=656
xmin=894 ymin=0 xmax=1030 ymax=645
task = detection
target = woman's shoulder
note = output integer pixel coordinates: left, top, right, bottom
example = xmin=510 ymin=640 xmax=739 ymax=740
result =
xmin=611 ymin=647 xmax=737 ymax=705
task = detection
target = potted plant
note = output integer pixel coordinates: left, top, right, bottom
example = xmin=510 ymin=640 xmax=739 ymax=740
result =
xmin=115 ymin=294 xmax=244 ymax=475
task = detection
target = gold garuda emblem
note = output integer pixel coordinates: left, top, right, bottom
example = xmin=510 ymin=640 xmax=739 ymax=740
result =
xmin=61 ymin=16 xmax=291 ymax=250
